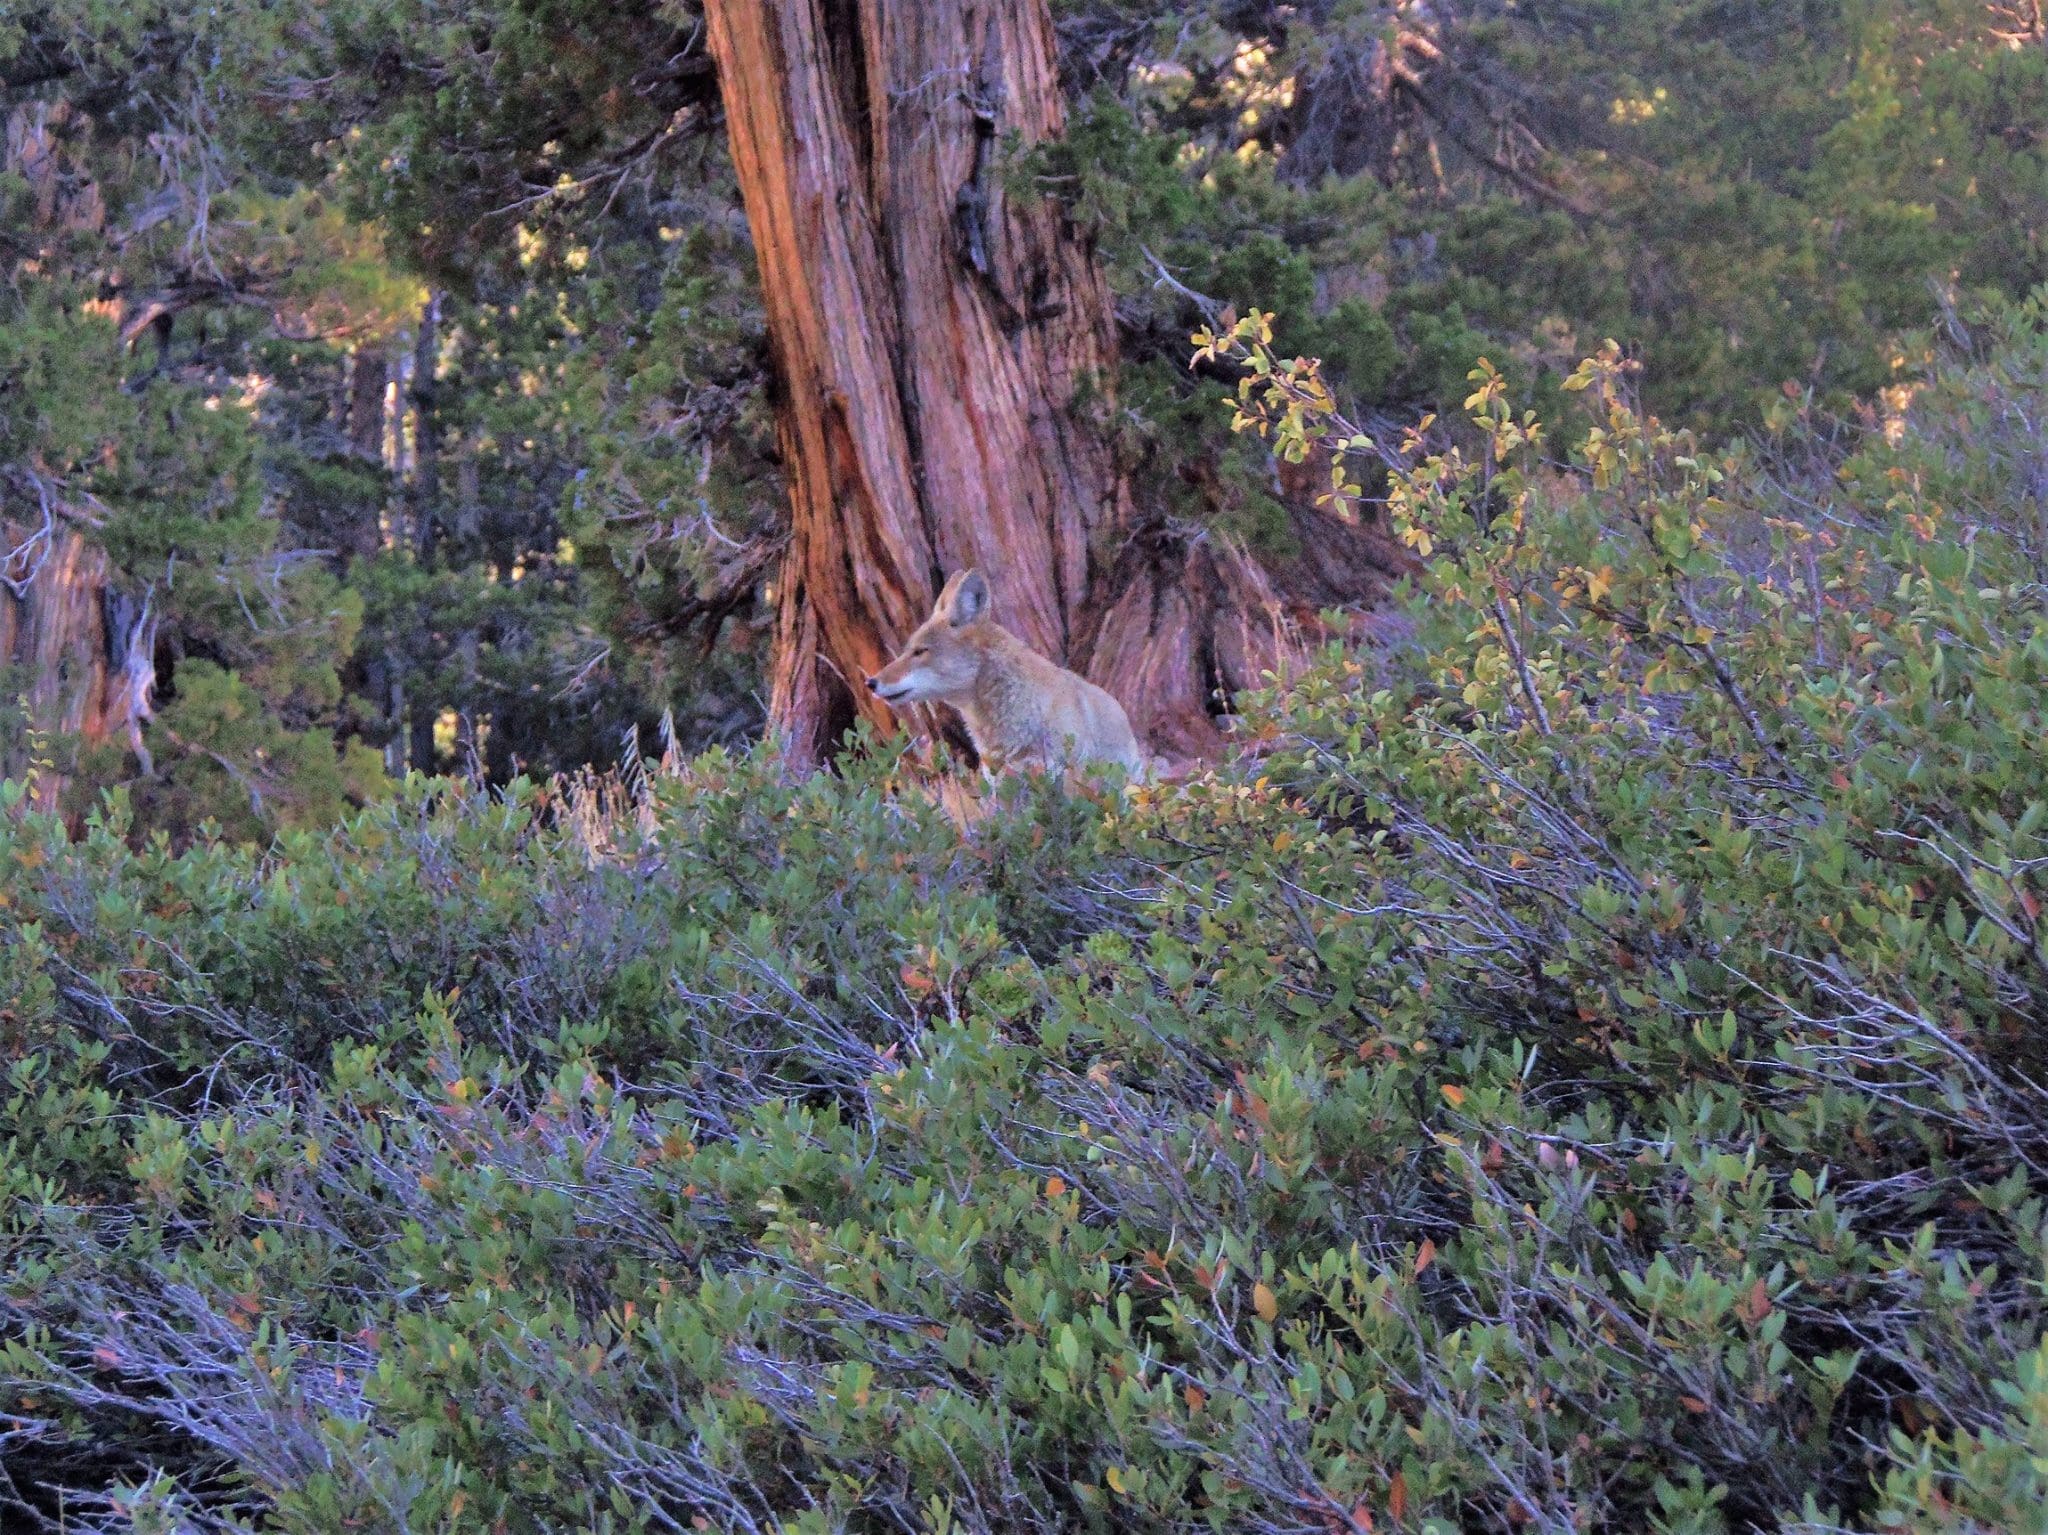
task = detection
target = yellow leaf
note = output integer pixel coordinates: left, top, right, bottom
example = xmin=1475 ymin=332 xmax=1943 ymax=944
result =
xmin=1106 ymin=1466 xmax=1127 ymax=1495
xmin=1045 ymin=1176 xmax=1067 ymax=1199
xmin=1414 ymin=1238 xmax=1437 ymax=1276
xmin=1440 ymin=1084 xmax=1466 ymax=1108
xmin=1253 ymin=1282 xmax=1278 ymax=1323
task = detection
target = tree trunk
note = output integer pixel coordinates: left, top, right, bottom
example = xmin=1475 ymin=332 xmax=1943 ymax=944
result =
xmin=348 ymin=344 xmax=390 ymax=465
xmin=704 ymin=0 xmax=1409 ymax=769
xmin=344 ymin=342 xmax=393 ymax=563
xmin=408 ymin=291 xmax=442 ymax=562
xmin=4 ymin=105 xmax=153 ymax=813
xmin=2 ymin=519 xmax=156 ymax=811
xmin=406 ymin=293 xmax=444 ymax=773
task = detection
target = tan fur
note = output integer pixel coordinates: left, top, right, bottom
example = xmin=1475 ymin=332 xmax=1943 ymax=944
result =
xmin=868 ymin=569 xmax=1148 ymax=780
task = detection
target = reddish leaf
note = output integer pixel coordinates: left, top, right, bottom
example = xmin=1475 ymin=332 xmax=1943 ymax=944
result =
xmin=1747 ymin=1277 xmax=1772 ymax=1324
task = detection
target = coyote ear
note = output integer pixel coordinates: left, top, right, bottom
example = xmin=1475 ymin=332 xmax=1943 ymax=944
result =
xmin=948 ymin=569 xmax=990 ymax=626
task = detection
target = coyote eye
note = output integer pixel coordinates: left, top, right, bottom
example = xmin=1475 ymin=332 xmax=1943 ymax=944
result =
xmin=911 ymin=646 xmax=927 ymax=658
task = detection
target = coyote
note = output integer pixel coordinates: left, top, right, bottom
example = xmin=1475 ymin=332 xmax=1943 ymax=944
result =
xmin=866 ymin=569 xmax=1148 ymax=781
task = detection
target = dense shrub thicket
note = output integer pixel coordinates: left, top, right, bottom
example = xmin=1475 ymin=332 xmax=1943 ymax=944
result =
xmin=4 ymin=301 xmax=2047 ymax=1532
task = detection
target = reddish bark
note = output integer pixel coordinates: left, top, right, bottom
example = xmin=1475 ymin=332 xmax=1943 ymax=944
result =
xmin=705 ymin=0 xmax=1414 ymax=765
xmin=3 ymin=105 xmax=155 ymax=811
xmin=2 ymin=519 xmax=156 ymax=810
xmin=705 ymin=0 xmax=1111 ymax=760
xmin=703 ymin=0 xmax=1414 ymax=769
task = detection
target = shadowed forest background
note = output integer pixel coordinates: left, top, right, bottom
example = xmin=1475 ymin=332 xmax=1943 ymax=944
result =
xmin=4 ymin=3 xmax=2048 ymax=1533
xmin=5 ymin=0 xmax=2044 ymax=829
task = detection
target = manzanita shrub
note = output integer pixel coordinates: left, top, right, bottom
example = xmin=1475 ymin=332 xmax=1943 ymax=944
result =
xmin=4 ymin=299 xmax=2046 ymax=1534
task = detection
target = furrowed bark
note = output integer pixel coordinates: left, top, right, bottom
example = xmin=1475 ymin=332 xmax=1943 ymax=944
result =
xmin=2 ymin=519 xmax=156 ymax=810
xmin=4 ymin=104 xmax=154 ymax=811
xmin=706 ymin=0 xmax=1411 ymax=768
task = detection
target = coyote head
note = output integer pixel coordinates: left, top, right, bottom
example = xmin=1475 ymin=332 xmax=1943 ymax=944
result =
xmin=866 ymin=570 xmax=992 ymax=707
